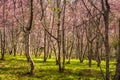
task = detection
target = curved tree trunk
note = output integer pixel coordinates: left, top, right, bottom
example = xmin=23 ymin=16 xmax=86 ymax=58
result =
xmin=24 ymin=0 xmax=34 ymax=75
xmin=25 ymin=31 xmax=34 ymax=74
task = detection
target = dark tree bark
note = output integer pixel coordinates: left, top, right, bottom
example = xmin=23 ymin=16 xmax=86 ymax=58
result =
xmin=101 ymin=0 xmax=110 ymax=79
xmin=44 ymin=30 xmax=47 ymax=62
xmin=113 ymin=19 xmax=120 ymax=80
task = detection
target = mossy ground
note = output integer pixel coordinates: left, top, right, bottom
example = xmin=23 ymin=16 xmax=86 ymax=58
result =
xmin=0 ymin=54 xmax=116 ymax=80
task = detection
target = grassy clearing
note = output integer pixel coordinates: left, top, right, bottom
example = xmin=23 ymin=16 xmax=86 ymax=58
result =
xmin=0 ymin=54 xmax=116 ymax=80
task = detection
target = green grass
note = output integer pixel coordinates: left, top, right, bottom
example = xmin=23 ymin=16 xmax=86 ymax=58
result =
xmin=0 ymin=54 xmax=116 ymax=80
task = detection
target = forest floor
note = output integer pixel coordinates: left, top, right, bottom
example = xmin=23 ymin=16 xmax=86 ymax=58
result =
xmin=0 ymin=54 xmax=116 ymax=80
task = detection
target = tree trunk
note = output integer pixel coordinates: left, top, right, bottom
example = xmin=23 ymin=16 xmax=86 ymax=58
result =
xmin=0 ymin=30 xmax=5 ymax=60
xmin=61 ymin=0 xmax=66 ymax=71
xmin=57 ymin=39 xmax=62 ymax=71
xmin=24 ymin=0 xmax=34 ymax=75
xmin=56 ymin=0 xmax=62 ymax=72
xmin=24 ymin=31 xmax=34 ymax=74
xmin=95 ymin=35 xmax=101 ymax=67
xmin=13 ymin=44 xmax=17 ymax=56
xmin=1 ymin=0 xmax=6 ymax=60
xmin=113 ymin=19 xmax=120 ymax=80
xmin=44 ymin=30 xmax=47 ymax=62
xmin=88 ymin=42 xmax=92 ymax=67
xmin=67 ymin=42 xmax=73 ymax=64
xmin=101 ymin=0 xmax=110 ymax=79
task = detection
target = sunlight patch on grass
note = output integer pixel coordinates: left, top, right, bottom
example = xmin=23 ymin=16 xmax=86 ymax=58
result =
xmin=0 ymin=54 xmax=116 ymax=80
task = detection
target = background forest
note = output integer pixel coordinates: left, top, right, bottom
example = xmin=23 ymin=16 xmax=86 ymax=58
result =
xmin=0 ymin=0 xmax=120 ymax=80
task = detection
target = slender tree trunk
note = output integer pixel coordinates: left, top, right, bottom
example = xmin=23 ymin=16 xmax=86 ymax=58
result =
xmin=113 ymin=19 xmax=120 ymax=80
xmin=24 ymin=0 xmax=34 ymax=75
xmin=88 ymin=42 xmax=92 ymax=67
xmin=2 ymin=27 xmax=5 ymax=60
xmin=104 ymin=15 xmax=110 ymax=80
xmin=11 ymin=25 xmax=14 ymax=55
xmin=57 ymin=38 xmax=61 ymax=71
xmin=101 ymin=0 xmax=110 ymax=79
xmin=79 ymin=32 xmax=84 ymax=63
xmin=103 ymin=3 xmax=110 ymax=80
xmin=53 ymin=45 xmax=58 ymax=65
xmin=95 ymin=34 xmax=101 ymax=67
xmin=11 ymin=25 xmax=16 ymax=56
xmin=0 ymin=31 xmax=4 ymax=60
xmin=67 ymin=42 xmax=73 ymax=64
xmin=24 ymin=31 xmax=34 ymax=74
xmin=13 ymin=44 xmax=17 ymax=56
xmin=1 ymin=0 xmax=6 ymax=60
xmin=44 ymin=30 xmax=47 ymax=62
xmin=61 ymin=0 xmax=66 ymax=71
xmin=56 ymin=0 xmax=62 ymax=72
